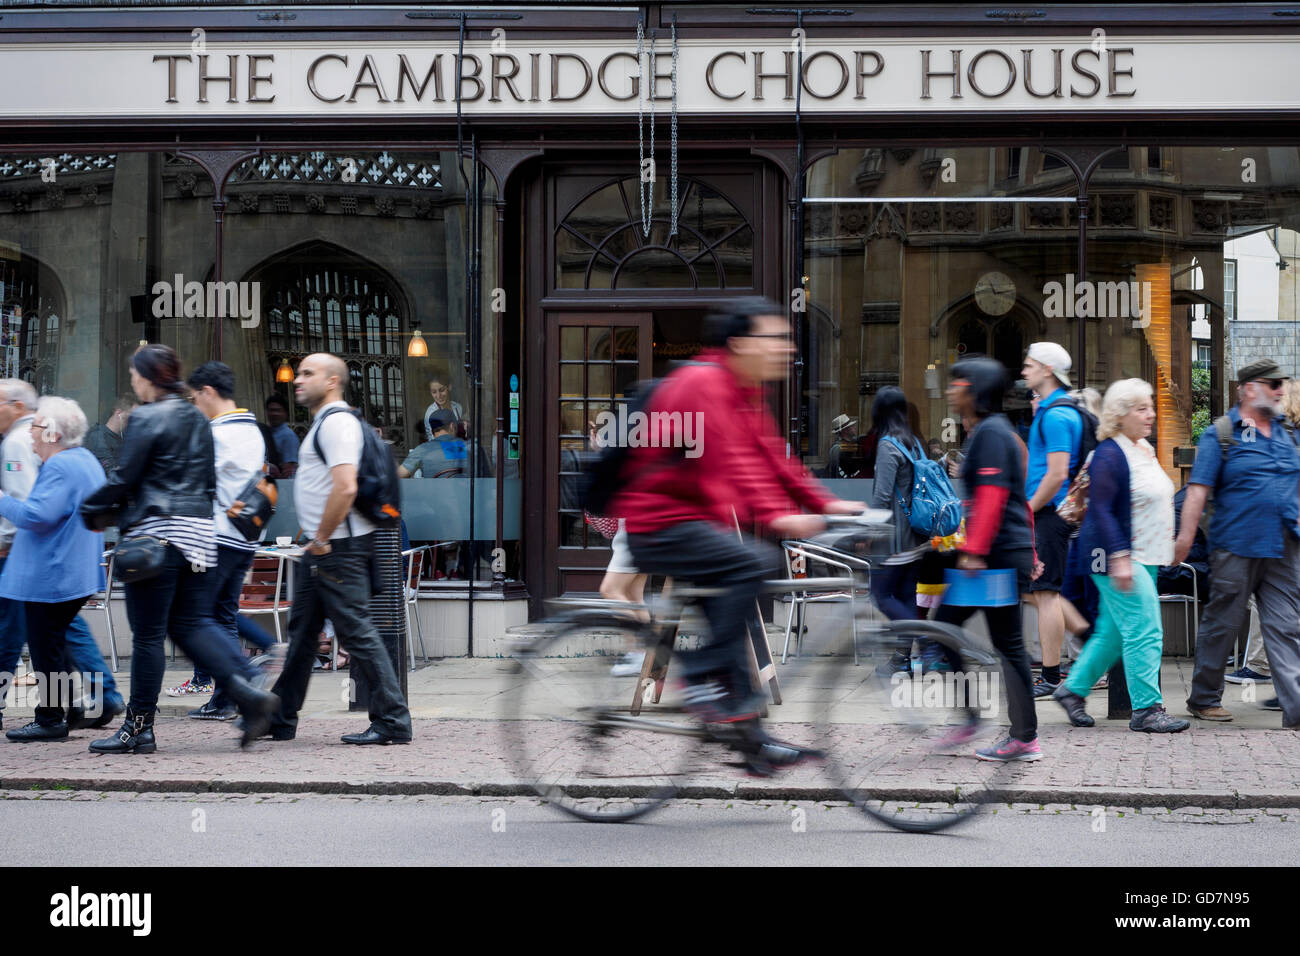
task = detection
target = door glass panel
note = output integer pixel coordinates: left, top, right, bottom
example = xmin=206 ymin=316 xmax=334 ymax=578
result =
xmin=588 ymin=363 xmax=611 ymax=398
xmin=614 ymin=327 xmax=638 ymax=359
xmin=560 ymin=364 xmax=583 ymax=397
xmin=560 ymin=325 xmax=583 ymax=360
xmin=588 ymin=327 xmax=612 ymax=359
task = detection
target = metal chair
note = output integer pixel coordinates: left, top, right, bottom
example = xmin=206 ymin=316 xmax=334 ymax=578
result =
xmin=80 ymin=549 xmax=119 ymax=672
xmin=241 ymin=551 xmax=292 ymax=643
xmin=1157 ymin=562 xmax=1199 ymax=657
xmin=779 ymin=539 xmax=872 ymax=665
xmin=401 ymin=544 xmax=430 ymax=669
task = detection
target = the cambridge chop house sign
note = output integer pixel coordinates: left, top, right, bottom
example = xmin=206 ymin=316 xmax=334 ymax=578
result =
xmin=2 ymin=36 xmax=1299 ymax=117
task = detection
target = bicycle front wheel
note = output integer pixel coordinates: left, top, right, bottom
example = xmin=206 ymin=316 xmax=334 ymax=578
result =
xmin=822 ymin=619 xmax=1017 ymax=833
xmin=502 ymin=614 xmax=701 ymax=823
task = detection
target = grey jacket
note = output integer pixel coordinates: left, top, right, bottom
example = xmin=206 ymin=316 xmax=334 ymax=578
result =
xmin=869 ymin=434 xmax=931 ymax=558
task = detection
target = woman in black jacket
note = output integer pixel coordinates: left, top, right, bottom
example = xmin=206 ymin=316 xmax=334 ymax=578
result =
xmin=81 ymin=345 xmax=276 ymax=753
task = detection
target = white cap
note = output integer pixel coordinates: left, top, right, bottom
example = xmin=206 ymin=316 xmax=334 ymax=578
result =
xmin=1027 ymin=341 xmax=1072 ymax=388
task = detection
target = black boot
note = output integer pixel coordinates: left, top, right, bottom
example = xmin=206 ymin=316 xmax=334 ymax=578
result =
xmin=89 ymin=707 xmax=156 ymax=754
xmin=223 ymin=674 xmax=278 ymax=749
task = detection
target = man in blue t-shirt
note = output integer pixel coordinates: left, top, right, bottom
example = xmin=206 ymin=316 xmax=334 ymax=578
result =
xmin=1021 ymin=341 xmax=1088 ymax=699
xmin=1175 ymin=359 xmax=1300 ymax=727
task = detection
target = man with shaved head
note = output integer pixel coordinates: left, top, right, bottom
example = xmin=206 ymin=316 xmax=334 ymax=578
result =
xmin=261 ymin=353 xmax=412 ymax=745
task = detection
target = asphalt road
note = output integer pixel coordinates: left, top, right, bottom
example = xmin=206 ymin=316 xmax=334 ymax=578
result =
xmin=0 ymin=793 xmax=1290 ymax=866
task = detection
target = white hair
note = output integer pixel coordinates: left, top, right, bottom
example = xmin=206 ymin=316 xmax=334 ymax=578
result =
xmin=35 ymin=396 xmax=88 ymax=448
xmin=0 ymin=378 xmax=37 ymax=409
xmin=1098 ymin=378 xmax=1154 ymax=441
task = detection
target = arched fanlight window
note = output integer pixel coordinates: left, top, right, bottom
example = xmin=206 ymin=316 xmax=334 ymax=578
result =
xmin=0 ymin=256 xmax=66 ymax=394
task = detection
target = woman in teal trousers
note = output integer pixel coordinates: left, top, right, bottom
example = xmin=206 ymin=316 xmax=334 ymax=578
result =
xmin=1051 ymin=378 xmax=1190 ymax=733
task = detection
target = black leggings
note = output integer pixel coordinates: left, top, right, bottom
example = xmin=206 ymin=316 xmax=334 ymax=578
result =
xmin=934 ymin=550 xmax=1037 ymax=743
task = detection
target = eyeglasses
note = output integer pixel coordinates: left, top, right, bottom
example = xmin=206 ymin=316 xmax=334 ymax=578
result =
xmin=1254 ymin=378 xmax=1285 ymax=390
xmin=743 ymin=333 xmax=792 ymax=340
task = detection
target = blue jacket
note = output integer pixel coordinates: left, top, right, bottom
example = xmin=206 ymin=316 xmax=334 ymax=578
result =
xmin=1077 ymin=438 xmax=1131 ymax=572
xmin=0 ymin=446 xmax=106 ymax=602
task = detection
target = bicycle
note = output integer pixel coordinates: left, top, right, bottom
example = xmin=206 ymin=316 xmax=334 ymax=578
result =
xmin=502 ymin=511 xmax=1025 ymax=832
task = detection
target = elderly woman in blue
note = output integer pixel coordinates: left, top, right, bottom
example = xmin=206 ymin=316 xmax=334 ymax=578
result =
xmin=1051 ymin=379 xmax=1190 ymax=734
xmin=0 ymin=397 xmax=106 ymax=742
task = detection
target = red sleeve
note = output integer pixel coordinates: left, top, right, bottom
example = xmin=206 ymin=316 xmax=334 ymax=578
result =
xmin=964 ymin=484 xmax=1010 ymax=557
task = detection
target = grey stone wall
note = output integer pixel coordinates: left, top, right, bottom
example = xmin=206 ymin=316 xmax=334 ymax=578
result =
xmin=1229 ymin=321 xmax=1300 ymax=378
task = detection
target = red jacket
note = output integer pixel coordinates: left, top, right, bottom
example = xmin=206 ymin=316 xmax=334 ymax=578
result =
xmin=609 ymin=349 xmax=834 ymax=534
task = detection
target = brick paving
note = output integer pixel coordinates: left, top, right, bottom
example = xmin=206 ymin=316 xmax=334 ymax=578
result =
xmin=0 ymin=658 xmax=1295 ymax=806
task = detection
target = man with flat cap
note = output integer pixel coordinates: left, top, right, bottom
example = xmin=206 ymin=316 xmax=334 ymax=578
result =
xmin=1175 ymin=358 xmax=1300 ymax=728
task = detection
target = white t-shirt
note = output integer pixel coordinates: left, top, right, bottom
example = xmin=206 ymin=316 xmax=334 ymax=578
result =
xmin=295 ymin=401 xmax=376 ymax=540
xmin=1116 ymin=434 xmax=1175 ymax=567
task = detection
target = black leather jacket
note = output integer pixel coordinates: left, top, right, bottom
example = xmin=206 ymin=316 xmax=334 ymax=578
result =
xmin=81 ymin=394 xmax=216 ymax=532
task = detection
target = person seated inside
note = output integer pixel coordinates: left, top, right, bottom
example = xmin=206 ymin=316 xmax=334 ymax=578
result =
xmin=399 ymin=410 xmax=470 ymax=478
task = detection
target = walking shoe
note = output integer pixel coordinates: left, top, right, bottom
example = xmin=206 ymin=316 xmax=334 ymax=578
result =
xmin=1032 ymin=676 xmax=1060 ymax=700
xmin=1052 ymin=685 xmax=1095 ymax=727
xmin=1129 ymin=706 xmax=1190 ymax=733
xmin=875 ymin=650 xmax=911 ymax=678
xmin=1261 ymin=697 xmax=1282 ymax=712
xmin=1187 ymin=704 xmax=1234 ymax=721
xmin=1225 ymin=667 xmax=1272 ymax=685
xmin=933 ymin=719 xmax=981 ymax=749
xmin=975 ymin=735 xmax=1042 ymax=762
xmin=67 ymin=695 xmax=124 ymax=732
xmin=610 ymin=652 xmax=646 ymax=677
xmin=1092 ymin=675 xmax=1109 ymax=690
xmin=919 ymin=642 xmax=953 ymax=673
xmin=165 ymin=678 xmax=213 ymax=697
xmin=720 ymin=719 xmax=823 ymax=777
xmin=89 ymin=707 xmax=156 ymax=754
xmin=6 ymin=720 xmax=69 ymax=742
xmin=189 ymin=700 xmax=238 ymax=721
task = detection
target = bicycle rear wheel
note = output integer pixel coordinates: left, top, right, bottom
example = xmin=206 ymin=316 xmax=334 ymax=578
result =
xmin=821 ymin=619 xmax=1019 ymax=833
xmin=502 ymin=614 xmax=701 ymax=822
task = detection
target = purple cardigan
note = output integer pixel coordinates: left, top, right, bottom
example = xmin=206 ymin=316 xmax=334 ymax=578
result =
xmin=1077 ymin=438 xmax=1132 ymax=571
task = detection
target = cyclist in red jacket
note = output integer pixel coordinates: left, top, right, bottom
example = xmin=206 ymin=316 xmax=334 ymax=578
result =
xmin=610 ymin=297 xmax=864 ymax=775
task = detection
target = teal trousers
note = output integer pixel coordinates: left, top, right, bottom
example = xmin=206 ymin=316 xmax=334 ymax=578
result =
xmin=1064 ymin=564 xmax=1164 ymax=710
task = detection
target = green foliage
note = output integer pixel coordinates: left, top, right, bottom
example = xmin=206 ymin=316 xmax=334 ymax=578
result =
xmin=1191 ymin=367 xmax=1211 ymax=409
xmin=1191 ymin=407 xmax=1210 ymax=443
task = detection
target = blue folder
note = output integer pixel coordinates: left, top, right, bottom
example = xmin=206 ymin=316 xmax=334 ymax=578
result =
xmin=942 ymin=568 xmax=1018 ymax=607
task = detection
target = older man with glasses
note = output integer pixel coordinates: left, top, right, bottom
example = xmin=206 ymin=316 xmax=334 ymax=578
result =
xmin=1175 ymin=359 xmax=1300 ymax=727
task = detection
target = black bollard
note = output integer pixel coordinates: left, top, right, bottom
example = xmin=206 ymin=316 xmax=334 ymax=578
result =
xmin=351 ymin=523 xmax=408 ymax=711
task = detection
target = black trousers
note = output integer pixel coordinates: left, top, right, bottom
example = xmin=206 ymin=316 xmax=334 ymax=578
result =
xmin=628 ymin=521 xmax=782 ymax=688
xmin=25 ymin=597 xmax=88 ymax=725
xmin=270 ymin=533 xmax=412 ymax=739
xmin=935 ymin=548 xmax=1037 ymax=743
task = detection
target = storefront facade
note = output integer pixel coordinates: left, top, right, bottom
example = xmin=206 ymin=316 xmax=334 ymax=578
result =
xmin=2 ymin=2 xmax=1298 ymax=641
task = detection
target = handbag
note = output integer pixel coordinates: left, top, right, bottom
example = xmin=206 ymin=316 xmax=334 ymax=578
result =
xmin=80 ymin=500 xmax=123 ymax=532
xmin=113 ymin=534 xmax=171 ymax=584
xmin=226 ymin=474 xmax=278 ymax=542
xmin=584 ymin=511 xmax=620 ymax=540
xmin=1056 ymin=450 xmax=1095 ymax=527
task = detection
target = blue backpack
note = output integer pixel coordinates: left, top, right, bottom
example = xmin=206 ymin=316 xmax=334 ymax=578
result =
xmin=879 ymin=435 xmax=963 ymax=538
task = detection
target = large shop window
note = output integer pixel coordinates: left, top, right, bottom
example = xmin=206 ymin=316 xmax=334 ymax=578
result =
xmin=802 ymin=147 xmax=1078 ymax=497
xmin=0 ymin=151 xmax=215 ymax=435
xmin=1081 ymin=146 xmax=1300 ymax=477
xmin=224 ymin=150 xmax=512 ymax=582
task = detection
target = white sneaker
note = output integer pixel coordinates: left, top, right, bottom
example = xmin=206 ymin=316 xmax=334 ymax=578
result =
xmin=610 ymin=652 xmax=646 ymax=677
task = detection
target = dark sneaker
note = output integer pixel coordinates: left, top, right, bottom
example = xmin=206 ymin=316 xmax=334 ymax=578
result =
xmin=680 ymin=677 xmax=762 ymax=724
xmin=975 ymin=735 xmax=1042 ymax=762
xmin=189 ymin=700 xmax=238 ymax=721
xmin=1261 ymin=697 xmax=1282 ymax=712
xmin=1032 ymin=676 xmax=1060 ymax=700
xmin=720 ymin=720 xmax=823 ymax=777
xmin=1130 ymin=706 xmax=1190 ymax=733
xmin=875 ymin=651 xmax=910 ymax=678
xmin=1225 ymin=667 xmax=1271 ymax=685
xmin=1052 ymin=685 xmax=1095 ymax=727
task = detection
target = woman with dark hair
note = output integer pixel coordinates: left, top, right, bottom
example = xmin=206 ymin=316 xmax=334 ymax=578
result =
xmin=867 ymin=387 xmax=931 ymax=623
xmin=80 ymin=344 xmax=277 ymax=753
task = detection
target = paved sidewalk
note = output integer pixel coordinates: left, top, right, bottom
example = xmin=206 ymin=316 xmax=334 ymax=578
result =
xmin=0 ymin=658 xmax=1295 ymax=808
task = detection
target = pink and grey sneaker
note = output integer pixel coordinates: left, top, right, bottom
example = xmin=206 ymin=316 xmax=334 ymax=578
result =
xmin=933 ymin=720 xmax=981 ymax=749
xmin=975 ymin=735 xmax=1042 ymax=762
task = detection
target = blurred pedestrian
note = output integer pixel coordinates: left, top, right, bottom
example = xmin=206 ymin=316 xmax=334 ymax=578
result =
xmin=1175 ymin=359 xmax=1300 ymax=726
xmin=0 ymin=398 xmax=108 ymax=741
xmin=868 ymin=387 xmax=931 ymax=622
xmin=1052 ymin=379 xmax=1189 ymax=732
xmin=80 ymin=345 xmax=277 ymax=753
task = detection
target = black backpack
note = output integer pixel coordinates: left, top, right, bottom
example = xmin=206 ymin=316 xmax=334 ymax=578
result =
xmin=311 ymin=407 xmax=401 ymax=526
xmin=1033 ymin=394 xmax=1100 ymax=483
xmin=578 ymin=363 xmax=705 ymax=516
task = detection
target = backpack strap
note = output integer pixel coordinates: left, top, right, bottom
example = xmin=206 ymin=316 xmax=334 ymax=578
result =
xmin=1213 ymin=414 xmax=1234 ymax=454
xmin=309 ymin=406 xmax=355 ymax=536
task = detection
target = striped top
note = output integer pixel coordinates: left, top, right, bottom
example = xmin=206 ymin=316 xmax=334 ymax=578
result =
xmin=130 ymin=515 xmax=218 ymax=570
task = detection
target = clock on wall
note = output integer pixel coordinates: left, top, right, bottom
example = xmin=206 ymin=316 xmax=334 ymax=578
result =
xmin=974 ymin=271 xmax=1016 ymax=316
